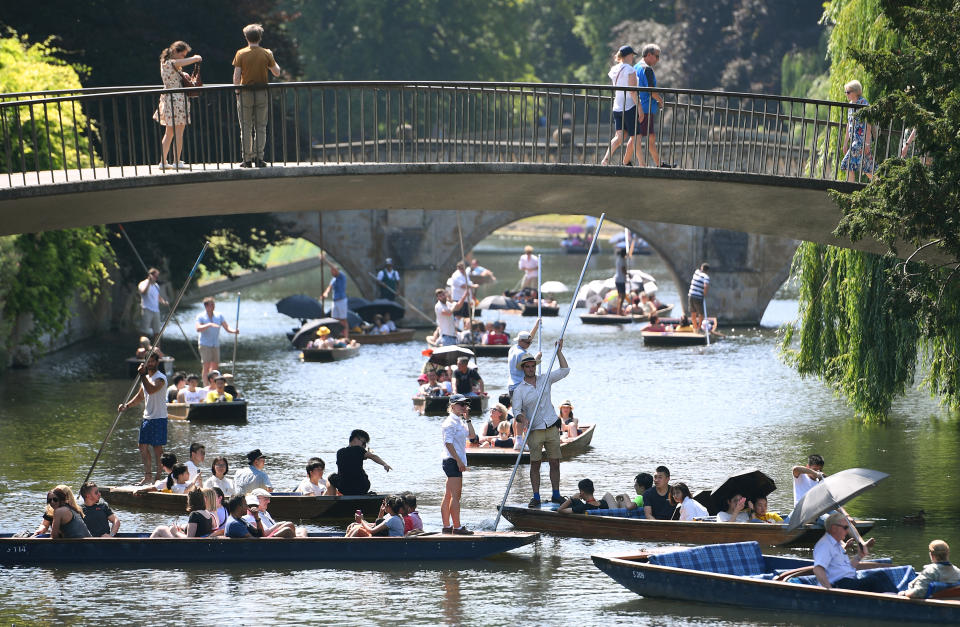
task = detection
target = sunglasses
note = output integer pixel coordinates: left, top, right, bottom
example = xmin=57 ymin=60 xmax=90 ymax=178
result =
xmin=834 ymin=523 xmax=850 ymax=529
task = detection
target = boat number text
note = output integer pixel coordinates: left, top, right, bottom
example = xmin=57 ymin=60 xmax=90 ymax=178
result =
xmin=7 ymin=545 xmax=27 ymax=553
xmin=632 ymin=571 xmax=645 ymax=580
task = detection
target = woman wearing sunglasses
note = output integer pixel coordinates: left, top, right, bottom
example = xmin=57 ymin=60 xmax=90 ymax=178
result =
xmin=46 ymin=487 xmax=91 ymax=539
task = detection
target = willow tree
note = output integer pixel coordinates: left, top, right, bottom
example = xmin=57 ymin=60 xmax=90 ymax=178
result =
xmin=782 ymin=0 xmax=960 ymax=420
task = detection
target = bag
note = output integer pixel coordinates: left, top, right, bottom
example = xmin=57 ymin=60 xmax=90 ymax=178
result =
xmin=179 ymin=62 xmax=202 ymax=98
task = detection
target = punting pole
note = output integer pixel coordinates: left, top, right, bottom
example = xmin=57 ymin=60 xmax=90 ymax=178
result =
xmin=455 ymin=212 xmax=475 ymax=323
xmin=537 ymin=254 xmax=542 ymax=375
xmin=366 ymin=272 xmax=435 ymax=326
xmin=83 ymin=241 xmax=211 ymax=485
xmin=231 ymin=292 xmax=241 ymax=375
xmin=703 ymin=294 xmax=711 ymax=347
xmin=117 ymin=224 xmax=202 ymax=362
xmin=493 ymin=213 xmax=607 ymax=529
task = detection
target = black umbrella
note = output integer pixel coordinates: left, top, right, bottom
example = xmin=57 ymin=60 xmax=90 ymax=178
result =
xmin=693 ymin=490 xmax=719 ymax=516
xmin=276 ymin=294 xmax=324 ymax=320
xmin=348 ymin=296 xmax=370 ymax=311
xmin=477 ymin=294 xmax=521 ymax=310
xmin=354 ymin=298 xmax=406 ymax=322
xmin=290 ymin=318 xmax=345 ymax=349
xmin=787 ymin=468 xmax=889 ymax=531
xmin=710 ymin=469 xmax=776 ymax=513
xmin=323 ymin=308 xmax=363 ymax=329
xmin=427 ymin=345 xmax=476 ymax=366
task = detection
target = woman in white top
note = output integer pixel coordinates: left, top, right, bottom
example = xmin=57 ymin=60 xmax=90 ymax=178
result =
xmin=717 ymin=493 xmax=752 ymax=522
xmin=671 ymin=483 xmax=709 ymax=521
xmin=600 ymin=45 xmax=641 ymax=166
xmin=203 ymin=456 xmax=235 ymax=497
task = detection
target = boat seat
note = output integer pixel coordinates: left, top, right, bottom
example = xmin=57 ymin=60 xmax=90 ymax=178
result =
xmin=585 ymin=508 xmax=643 ymax=519
xmin=648 ymin=541 xmax=765 ymax=577
xmin=927 ymin=582 xmax=960 ymax=599
xmin=789 ymin=565 xmax=916 ymax=592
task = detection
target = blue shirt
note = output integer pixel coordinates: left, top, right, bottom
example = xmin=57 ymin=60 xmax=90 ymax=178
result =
xmin=330 ymin=273 xmax=347 ymax=300
xmin=634 ymin=60 xmax=658 ymax=114
xmin=196 ymin=311 xmax=227 ymax=347
xmin=225 ymin=516 xmax=251 ymax=538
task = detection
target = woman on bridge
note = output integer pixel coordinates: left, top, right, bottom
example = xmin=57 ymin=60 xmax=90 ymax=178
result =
xmin=156 ymin=41 xmax=202 ymax=169
xmin=600 ymin=45 xmax=641 ymax=166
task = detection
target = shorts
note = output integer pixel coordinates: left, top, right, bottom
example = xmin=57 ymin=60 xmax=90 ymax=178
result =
xmin=331 ymin=298 xmax=348 ymax=320
xmin=526 ymin=425 xmax=561 ymax=462
xmin=139 ymin=418 xmax=168 ymax=446
xmin=613 ymin=107 xmax=638 ymax=136
xmin=198 ymin=344 xmax=220 ymax=363
xmin=637 ymin=112 xmax=656 ymax=136
xmin=140 ymin=309 xmax=161 ymax=336
xmin=615 ymin=281 xmax=626 ymax=298
xmin=440 ymin=334 xmax=458 ymax=347
xmin=442 ymin=457 xmax=463 ymax=478
xmin=688 ymin=295 xmax=704 ymax=316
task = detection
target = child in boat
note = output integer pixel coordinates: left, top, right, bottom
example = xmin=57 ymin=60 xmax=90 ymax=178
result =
xmin=558 ymin=478 xmax=608 ymax=514
xmin=493 ymin=420 xmax=514 ymax=448
xmin=164 ymin=463 xmax=192 ymax=494
xmin=670 ymin=482 xmax=709 ymax=521
xmin=346 ymin=494 xmax=405 ymax=537
xmin=296 ymin=457 xmax=326 ymax=495
xmin=401 ymin=492 xmax=424 ymax=534
xmin=137 ymin=453 xmax=177 ymax=493
xmin=749 ymin=496 xmax=783 ymax=523
xmin=559 ymin=400 xmax=578 ymax=439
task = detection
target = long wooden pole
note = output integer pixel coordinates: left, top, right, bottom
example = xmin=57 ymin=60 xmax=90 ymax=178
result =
xmin=536 ymin=254 xmax=542 ymax=375
xmin=231 ymin=292 xmax=241 ymax=375
xmin=84 ymin=241 xmax=211 ymax=485
xmin=493 ymin=213 xmax=607 ymax=529
xmin=366 ymin=272 xmax=435 ymax=326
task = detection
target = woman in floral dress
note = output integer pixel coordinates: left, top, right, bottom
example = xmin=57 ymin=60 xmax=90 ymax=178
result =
xmin=157 ymin=41 xmax=202 ymax=169
xmin=840 ymin=79 xmax=874 ymax=182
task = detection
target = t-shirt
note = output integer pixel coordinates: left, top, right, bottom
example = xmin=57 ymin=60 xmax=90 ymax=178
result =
xmin=81 ymin=500 xmax=114 ymax=536
xmin=225 ymin=516 xmax=252 ymax=538
xmin=441 ymin=413 xmax=469 ymax=465
xmin=813 ymin=533 xmax=856 ymax=583
xmin=615 ymin=255 xmax=627 ymax=282
xmin=188 ymin=510 xmax=214 ymax=537
xmin=435 ymin=300 xmax=456 ymax=337
xmin=143 ymin=371 xmax=168 ymax=420
xmin=643 ymin=487 xmax=674 ymax=520
xmin=167 ymin=384 xmax=180 ymax=402
xmin=181 ymin=388 xmax=206 ymax=404
xmin=234 ymin=465 xmax=272 ymax=494
xmin=450 ymin=271 xmax=471 ymax=301
xmin=141 ymin=282 xmax=160 ymax=312
xmin=484 ymin=332 xmax=509 ymax=345
xmin=518 ymin=254 xmax=539 ymax=279
xmin=204 ymin=390 xmax=234 ymax=403
xmin=493 ymin=437 xmax=515 ymax=448
xmin=196 ymin=311 xmax=227 ymax=347
xmin=334 ymin=445 xmax=370 ymax=495
xmin=296 ymin=478 xmax=325 ymax=496
xmin=403 ymin=511 xmax=424 ymax=533
xmin=243 ymin=509 xmax=277 ymax=531
xmin=383 ymin=513 xmax=405 ymax=537
xmin=632 ymin=494 xmax=644 ymax=508
xmin=328 ymin=273 xmax=347 ymax=301
xmin=754 ymin=511 xmax=784 ymax=523
xmin=453 ymin=368 xmax=481 ymax=395
xmin=634 ymin=60 xmax=658 ymax=114
xmin=678 ymin=497 xmax=709 ymax=521
xmin=794 ymin=472 xmax=820 ymax=505
xmin=507 ymin=344 xmax=530 ymax=387
xmin=185 ymin=460 xmax=201 ymax=484
xmin=204 ymin=474 xmax=235 ymax=497
xmin=232 ymin=46 xmax=276 ymax=86
xmin=688 ymin=269 xmax=710 ymax=298
xmin=568 ymin=498 xmax=603 ymax=514
xmin=717 ymin=511 xmax=751 ymax=522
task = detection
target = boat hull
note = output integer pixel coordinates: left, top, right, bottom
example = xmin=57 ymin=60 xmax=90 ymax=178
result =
xmin=501 ymin=504 xmax=866 ymax=546
xmin=413 ymin=395 xmax=488 ymax=416
xmin=99 ymin=488 xmax=386 ymax=520
xmin=467 ymin=424 xmax=595 ymax=464
xmin=167 ymin=401 xmax=248 ymax=423
xmin=0 ymin=532 xmax=539 ymax=565
xmin=580 ymin=305 xmax=673 ymax=325
xmin=459 ymin=344 xmax=510 ymax=358
xmin=351 ymin=328 xmax=416 ymax=345
xmin=521 ymin=304 xmax=559 ymax=317
xmin=642 ymin=331 xmax=722 ymax=346
xmin=592 ymin=552 xmax=959 ymax=623
xmin=301 ymin=346 xmax=360 ymax=362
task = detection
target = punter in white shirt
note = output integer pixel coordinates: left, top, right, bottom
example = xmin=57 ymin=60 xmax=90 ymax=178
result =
xmin=792 ymin=453 xmax=825 ymax=505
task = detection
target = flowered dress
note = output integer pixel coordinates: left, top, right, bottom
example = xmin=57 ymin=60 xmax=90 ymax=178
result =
xmin=840 ymin=96 xmax=873 ymax=173
xmin=156 ymin=59 xmax=190 ymax=126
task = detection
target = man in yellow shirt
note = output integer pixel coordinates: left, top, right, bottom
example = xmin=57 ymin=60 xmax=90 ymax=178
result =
xmin=205 ymin=375 xmax=234 ymax=403
xmin=232 ymin=24 xmax=281 ymax=168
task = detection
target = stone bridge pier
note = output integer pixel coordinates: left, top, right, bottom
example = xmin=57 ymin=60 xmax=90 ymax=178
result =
xmin=281 ymin=209 xmax=796 ymax=328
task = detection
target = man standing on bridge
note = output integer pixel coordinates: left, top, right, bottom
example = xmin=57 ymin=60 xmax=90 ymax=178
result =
xmin=232 ymin=24 xmax=281 ymax=168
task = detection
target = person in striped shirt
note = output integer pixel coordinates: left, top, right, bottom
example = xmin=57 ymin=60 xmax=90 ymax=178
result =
xmin=687 ymin=263 xmax=710 ymax=331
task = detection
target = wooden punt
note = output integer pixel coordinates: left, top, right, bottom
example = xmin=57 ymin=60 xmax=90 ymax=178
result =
xmin=642 ymin=318 xmax=721 ymax=347
xmin=499 ymin=504 xmax=873 ymax=546
xmin=592 ymin=542 xmax=959 ymax=623
xmin=458 ymin=344 xmax=511 ymax=358
xmin=166 ymin=400 xmax=248 ymax=423
xmin=413 ymin=395 xmax=488 ymax=416
xmin=300 ymin=346 xmax=360 ymax=362
xmin=579 ymin=304 xmax=673 ymax=325
xmin=126 ymin=356 xmax=175 ymax=377
xmin=467 ymin=423 xmax=595 ymax=464
xmin=521 ymin=303 xmax=560 ymax=317
xmin=351 ymin=328 xmax=417 ymax=345
xmin=0 ymin=531 xmax=540 ymax=565
xmin=98 ymin=487 xmax=386 ymax=521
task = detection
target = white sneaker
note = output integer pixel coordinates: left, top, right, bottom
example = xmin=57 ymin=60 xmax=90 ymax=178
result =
xmin=158 ymin=162 xmax=169 ymax=170
xmin=175 ymin=161 xmax=189 ymax=168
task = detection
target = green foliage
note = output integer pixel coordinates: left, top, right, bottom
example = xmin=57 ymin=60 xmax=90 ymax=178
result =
xmin=0 ymin=237 xmax=20 ymax=365
xmin=3 ymin=229 xmax=114 ymax=348
xmin=0 ymin=30 xmax=98 ymax=173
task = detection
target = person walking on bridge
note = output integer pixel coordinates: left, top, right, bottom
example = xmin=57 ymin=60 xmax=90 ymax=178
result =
xmin=634 ymin=43 xmax=669 ymax=167
xmin=232 ymin=24 xmax=281 ymax=168
xmin=600 ymin=45 xmax=640 ymax=166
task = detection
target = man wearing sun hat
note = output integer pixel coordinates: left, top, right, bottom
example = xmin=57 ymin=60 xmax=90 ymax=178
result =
xmin=518 ymin=245 xmax=539 ymax=289
xmin=233 ymin=449 xmax=273 ymax=495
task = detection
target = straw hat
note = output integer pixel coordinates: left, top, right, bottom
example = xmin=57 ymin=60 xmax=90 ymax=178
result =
xmin=524 ymin=245 xmax=534 ymax=253
xmin=316 ymin=326 xmax=331 ymax=337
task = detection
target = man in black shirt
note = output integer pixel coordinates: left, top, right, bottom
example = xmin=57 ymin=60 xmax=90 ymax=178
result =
xmin=79 ymin=481 xmax=120 ymax=537
xmin=453 ymin=356 xmax=484 ymax=396
xmin=327 ymin=429 xmax=393 ymax=495
xmin=643 ymin=465 xmax=674 ymax=520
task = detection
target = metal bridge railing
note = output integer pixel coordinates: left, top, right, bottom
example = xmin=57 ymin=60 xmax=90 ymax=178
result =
xmin=0 ymin=80 xmax=911 ymax=188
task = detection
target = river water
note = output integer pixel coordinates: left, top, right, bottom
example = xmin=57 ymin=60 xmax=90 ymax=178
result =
xmin=0 ymin=234 xmax=957 ymax=625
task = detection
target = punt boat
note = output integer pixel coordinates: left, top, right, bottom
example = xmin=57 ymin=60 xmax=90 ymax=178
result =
xmin=166 ymin=400 xmax=248 ymax=423
xmin=592 ymin=541 xmax=960 ymax=623
xmin=521 ymin=303 xmax=559 ymax=317
xmin=351 ymin=328 xmax=416 ymax=345
xmin=579 ymin=304 xmax=673 ymax=325
xmin=467 ymin=424 xmax=595 ymax=464
xmin=642 ymin=317 xmax=720 ymax=347
xmin=458 ymin=344 xmax=511 ymax=358
xmin=413 ymin=394 xmax=488 ymax=416
xmin=126 ymin=356 xmax=175 ymax=378
xmin=301 ymin=345 xmax=360 ymax=362
xmin=499 ymin=503 xmax=872 ymax=546
xmin=0 ymin=531 xmax=539 ymax=566
xmin=99 ymin=488 xmax=385 ymax=521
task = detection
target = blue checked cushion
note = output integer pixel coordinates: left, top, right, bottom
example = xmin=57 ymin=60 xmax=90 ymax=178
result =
xmin=585 ymin=508 xmax=643 ymax=518
xmin=928 ymin=581 xmax=960 ymax=598
xmin=790 ymin=565 xmax=915 ymax=592
xmin=649 ymin=542 xmax=765 ymax=576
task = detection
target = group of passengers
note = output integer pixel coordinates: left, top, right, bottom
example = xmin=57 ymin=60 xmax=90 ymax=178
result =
xmin=344 ymin=492 xmax=424 ymax=537
xmin=305 ymin=325 xmax=360 ymax=350
xmin=359 ymin=312 xmax=397 ymax=336
xmin=166 ymin=369 xmax=240 ymax=403
xmin=505 ymin=287 xmax=558 ymax=310
xmin=589 ymin=287 xmax=664 ymax=317
xmin=417 ymin=355 xmax=487 ymax=399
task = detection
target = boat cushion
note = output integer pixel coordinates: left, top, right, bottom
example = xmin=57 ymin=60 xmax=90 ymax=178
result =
xmin=928 ymin=582 xmax=960 ymax=598
xmin=649 ymin=541 xmax=765 ymax=577
xmin=585 ymin=508 xmax=643 ymax=519
xmin=790 ymin=565 xmax=916 ymax=592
